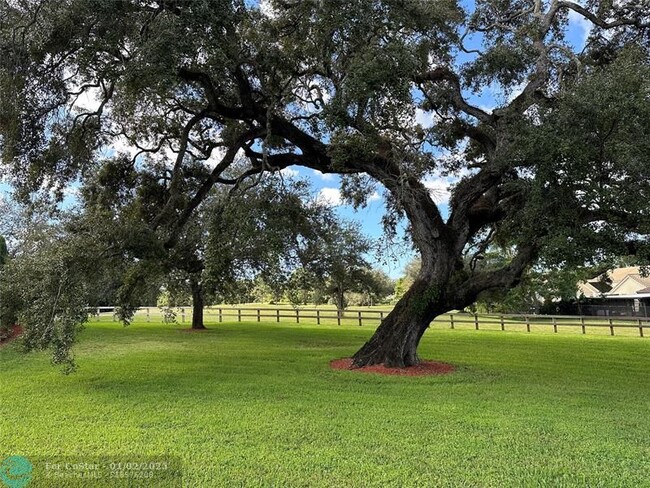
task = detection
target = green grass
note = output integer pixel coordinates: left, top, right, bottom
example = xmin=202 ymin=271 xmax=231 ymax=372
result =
xmin=1 ymin=320 xmax=649 ymax=487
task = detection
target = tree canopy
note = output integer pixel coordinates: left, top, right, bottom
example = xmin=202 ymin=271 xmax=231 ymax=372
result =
xmin=1 ymin=0 xmax=649 ymax=367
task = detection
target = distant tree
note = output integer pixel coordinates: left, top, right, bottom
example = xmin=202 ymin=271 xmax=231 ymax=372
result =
xmin=285 ymin=268 xmax=318 ymax=306
xmin=359 ymin=268 xmax=394 ymax=306
xmin=393 ymin=257 xmax=421 ymax=301
xmin=300 ymin=220 xmax=373 ymax=315
xmin=249 ymin=277 xmax=281 ymax=304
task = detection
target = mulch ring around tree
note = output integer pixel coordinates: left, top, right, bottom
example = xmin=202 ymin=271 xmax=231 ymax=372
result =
xmin=0 ymin=325 xmax=24 ymax=347
xmin=330 ymin=358 xmax=455 ymax=376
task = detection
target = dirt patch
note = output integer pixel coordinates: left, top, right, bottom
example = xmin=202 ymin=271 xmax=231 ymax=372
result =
xmin=0 ymin=325 xmax=23 ymax=347
xmin=330 ymin=357 xmax=455 ymax=376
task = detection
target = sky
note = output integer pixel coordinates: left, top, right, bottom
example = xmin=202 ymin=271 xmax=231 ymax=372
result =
xmin=0 ymin=4 xmax=592 ymax=279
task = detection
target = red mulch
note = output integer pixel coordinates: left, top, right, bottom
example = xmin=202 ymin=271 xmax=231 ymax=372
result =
xmin=330 ymin=357 xmax=455 ymax=376
xmin=0 ymin=325 xmax=23 ymax=347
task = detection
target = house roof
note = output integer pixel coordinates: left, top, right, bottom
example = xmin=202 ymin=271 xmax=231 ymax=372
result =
xmin=605 ymin=266 xmax=643 ymax=282
xmin=579 ymin=266 xmax=650 ymax=299
xmin=609 ymin=274 xmax=650 ymax=295
xmin=578 ymin=282 xmax=601 ymax=297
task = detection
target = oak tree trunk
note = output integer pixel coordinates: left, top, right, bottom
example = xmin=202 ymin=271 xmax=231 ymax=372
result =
xmin=190 ymin=277 xmax=205 ymax=330
xmin=351 ymin=275 xmax=445 ymax=368
xmin=351 ymin=248 xmax=454 ymax=368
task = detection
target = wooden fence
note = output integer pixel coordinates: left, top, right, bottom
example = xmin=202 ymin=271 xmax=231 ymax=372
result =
xmin=92 ymin=306 xmax=650 ymax=337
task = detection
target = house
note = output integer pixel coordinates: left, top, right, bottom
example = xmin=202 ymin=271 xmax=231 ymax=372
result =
xmin=578 ymin=266 xmax=650 ymax=317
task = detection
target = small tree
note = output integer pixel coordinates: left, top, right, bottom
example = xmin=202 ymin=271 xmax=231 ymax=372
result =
xmin=298 ymin=220 xmax=374 ymax=315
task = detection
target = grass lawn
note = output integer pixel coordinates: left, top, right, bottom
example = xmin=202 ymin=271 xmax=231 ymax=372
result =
xmin=108 ymin=304 xmax=650 ymax=337
xmin=1 ymin=320 xmax=649 ymax=487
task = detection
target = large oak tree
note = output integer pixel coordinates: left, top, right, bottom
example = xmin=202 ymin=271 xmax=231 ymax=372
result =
xmin=1 ymin=0 xmax=649 ymax=367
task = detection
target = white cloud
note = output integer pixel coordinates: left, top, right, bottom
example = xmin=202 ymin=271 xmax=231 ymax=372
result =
xmin=478 ymin=104 xmax=494 ymax=113
xmin=423 ymin=177 xmax=452 ymax=204
xmin=203 ymin=146 xmax=228 ymax=169
xmin=415 ymin=108 xmax=437 ymax=128
xmin=311 ymin=169 xmax=336 ymax=181
xmin=280 ymin=167 xmax=299 ymax=178
xmin=259 ymin=0 xmax=277 ymax=18
xmin=368 ymin=191 xmax=381 ymax=202
xmin=483 ymin=80 xmax=527 ymax=108
xmin=317 ymin=187 xmax=342 ymax=206
xmin=70 ymin=85 xmax=102 ymax=113
xmin=317 ymin=187 xmax=380 ymax=207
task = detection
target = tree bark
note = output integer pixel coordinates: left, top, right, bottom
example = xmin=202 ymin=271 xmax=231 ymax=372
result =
xmin=335 ymin=287 xmax=346 ymax=318
xmin=352 ymin=250 xmax=455 ymax=368
xmin=351 ymin=279 xmax=444 ymax=367
xmin=190 ymin=277 xmax=206 ymax=330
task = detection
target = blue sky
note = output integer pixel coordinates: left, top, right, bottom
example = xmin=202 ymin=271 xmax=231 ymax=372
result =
xmin=0 ymin=5 xmax=591 ymax=279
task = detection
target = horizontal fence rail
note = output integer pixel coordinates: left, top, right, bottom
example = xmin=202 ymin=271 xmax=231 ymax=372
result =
xmin=90 ymin=306 xmax=650 ymax=337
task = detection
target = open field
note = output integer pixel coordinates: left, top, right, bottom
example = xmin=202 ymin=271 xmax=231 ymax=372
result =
xmin=1 ymin=319 xmax=649 ymax=486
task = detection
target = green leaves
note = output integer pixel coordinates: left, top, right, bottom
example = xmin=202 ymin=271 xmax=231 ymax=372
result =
xmin=1 ymin=226 xmax=88 ymax=372
xmin=499 ymin=47 xmax=650 ymax=267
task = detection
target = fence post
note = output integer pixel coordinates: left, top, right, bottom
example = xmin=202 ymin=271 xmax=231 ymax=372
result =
xmin=296 ymin=309 xmax=300 ymax=324
xmin=316 ymin=310 xmax=321 ymax=325
xmin=147 ymin=308 xmax=150 ymax=323
xmin=276 ymin=309 xmax=280 ymax=323
xmin=500 ymin=314 xmax=505 ymax=331
xmin=337 ymin=310 xmax=342 ymax=326
xmin=181 ymin=308 xmax=185 ymax=323
xmin=218 ymin=307 xmax=222 ymax=323
xmin=525 ymin=315 xmax=530 ymax=332
xmin=450 ymin=314 xmax=454 ymax=330
xmin=380 ymin=311 xmax=384 ymax=321
xmin=358 ymin=311 xmax=363 ymax=327
xmin=474 ymin=314 xmax=479 ymax=330
xmin=552 ymin=316 xmax=557 ymax=333
xmin=581 ymin=316 xmax=586 ymax=334
xmin=639 ymin=319 xmax=644 ymax=338
xmin=238 ymin=308 xmax=241 ymax=322
xmin=257 ymin=309 xmax=260 ymax=322
xmin=609 ymin=318 xmax=614 ymax=336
